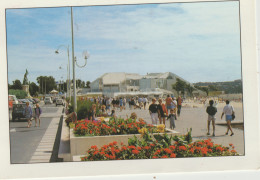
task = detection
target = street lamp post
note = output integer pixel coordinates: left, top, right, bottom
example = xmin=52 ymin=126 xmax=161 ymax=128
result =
xmin=55 ymin=45 xmax=71 ymax=102
xmin=70 ymin=7 xmax=90 ymax=113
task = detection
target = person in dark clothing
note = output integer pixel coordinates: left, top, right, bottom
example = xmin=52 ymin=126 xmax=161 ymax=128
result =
xmin=206 ymin=100 xmax=217 ymax=136
xmin=149 ymin=98 xmax=159 ymax=125
xmin=88 ymin=104 xmax=97 ymax=121
xmin=167 ymin=109 xmax=176 ymax=130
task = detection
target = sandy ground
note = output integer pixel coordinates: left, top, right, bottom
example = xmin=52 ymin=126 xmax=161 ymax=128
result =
xmin=114 ymin=101 xmax=245 ymax=155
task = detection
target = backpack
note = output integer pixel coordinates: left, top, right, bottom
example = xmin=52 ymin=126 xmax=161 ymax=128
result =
xmin=206 ymin=106 xmax=217 ymax=116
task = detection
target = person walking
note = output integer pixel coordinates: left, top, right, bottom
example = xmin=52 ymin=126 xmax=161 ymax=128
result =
xmin=158 ymin=98 xmax=167 ymax=126
xmin=149 ymin=98 xmax=159 ymax=125
xmin=221 ymin=100 xmax=235 ymax=136
xmin=177 ymin=96 xmax=182 ymax=117
xmin=24 ymin=102 xmax=33 ymax=128
xmin=165 ymin=95 xmax=173 ymax=113
xmin=34 ymin=103 xmax=42 ymax=127
xmin=143 ymin=97 xmax=148 ymax=109
xmin=206 ymin=100 xmax=217 ymax=136
xmin=167 ymin=109 xmax=176 ymax=130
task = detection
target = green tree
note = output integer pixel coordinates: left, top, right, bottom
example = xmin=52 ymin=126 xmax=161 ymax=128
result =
xmin=29 ymin=82 xmax=39 ymax=96
xmin=36 ymin=76 xmax=57 ymax=94
xmin=172 ymin=78 xmax=187 ymax=96
xmin=8 ymin=89 xmax=27 ymax=99
xmin=86 ymin=81 xmax=91 ymax=88
xmin=11 ymin=79 xmax=23 ymax=90
xmin=208 ymin=85 xmax=219 ymax=91
xmin=186 ymin=84 xmax=195 ymax=97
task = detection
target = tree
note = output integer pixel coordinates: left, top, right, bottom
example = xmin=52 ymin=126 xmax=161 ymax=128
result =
xmin=172 ymin=78 xmax=187 ymax=96
xmin=186 ymin=84 xmax=195 ymax=97
xmin=36 ymin=76 xmax=57 ymax=94
xmin=208 ymin=85 xmax=219 ymax=91
xmin=11 ymin=79 xmax=23 ymax=90
xmin=86 ymin=81 xmax=91 ymax=88
xmin=29 ymin=82 xmax=39 ymax=96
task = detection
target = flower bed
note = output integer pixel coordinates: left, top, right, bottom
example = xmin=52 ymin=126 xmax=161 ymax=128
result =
xmin=72 ymin=118 xmax=160 ymax=136
xmin=80 ymin=133 xmax=239 ymax=161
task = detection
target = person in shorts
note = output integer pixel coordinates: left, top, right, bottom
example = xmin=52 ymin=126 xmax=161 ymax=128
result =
xmin=206 ymin=100 xmax=217 ymax=136
xmin=24 ymin=102 xmax=33 ymax=128
xmin=34 ymin=103 xmax=42 ymax=127
xmin=149 ymin=98 xmax=159 ymax=125
xmin=221 ymin=100 xmax=235 ymax=136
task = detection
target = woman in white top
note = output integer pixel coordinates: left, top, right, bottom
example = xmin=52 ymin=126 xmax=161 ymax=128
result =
xmin=221 ymin=100 xmax=235 ymax=136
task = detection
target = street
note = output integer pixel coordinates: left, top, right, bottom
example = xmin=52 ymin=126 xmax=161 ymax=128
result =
xmin=9 ymin=103 xmax=63 ymax=164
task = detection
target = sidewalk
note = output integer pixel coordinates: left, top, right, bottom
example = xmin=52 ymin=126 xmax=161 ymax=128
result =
xmin=115 ymin=102 xmax=244 ymax=155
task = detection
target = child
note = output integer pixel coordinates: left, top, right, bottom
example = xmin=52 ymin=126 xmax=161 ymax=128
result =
xmin=167 ymin=109 xmax=176 ymax=130
xmin=206 ymin=100 xmax=217 ymax=136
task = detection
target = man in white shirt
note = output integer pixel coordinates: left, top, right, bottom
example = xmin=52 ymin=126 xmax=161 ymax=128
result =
xmin=221 ymin=100 xmax=235 ymax=136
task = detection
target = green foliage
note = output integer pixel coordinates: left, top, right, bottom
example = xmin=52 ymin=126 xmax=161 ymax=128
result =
xmin=29 ymin=82 xmax=39 ymax=96
xmin=172 ymin=78 xmax=186 ymax=95
xmin=184 ymin=128 xmax=192 ymax=144
xmin=36 ymin=76 xmax=57 ymax=94
xmin=10 ymin=79 xmax=23 ymax=90
xmin=77 ymin=100 xmax=94 ymax=120
xmin=8 ymin=89 xmax=27 ymax=99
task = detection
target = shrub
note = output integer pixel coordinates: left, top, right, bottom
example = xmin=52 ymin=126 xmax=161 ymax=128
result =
xmin=8 ymin=89 xmax=27 ymax=99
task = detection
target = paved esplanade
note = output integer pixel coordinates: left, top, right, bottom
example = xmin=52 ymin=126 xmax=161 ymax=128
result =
xmin=9 ymin=103 xmax=63 ymax=164
xmin=115 ymin=100 xmax=244 ymax=155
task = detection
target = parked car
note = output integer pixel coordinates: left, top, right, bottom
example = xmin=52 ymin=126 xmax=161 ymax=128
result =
xmin=44 ymin=97 xmax=53 ymax=104
xmin=56 ymin=99 xmax=64 ymax=106
xmin=12 ymin=103 xmax=34 ymax=121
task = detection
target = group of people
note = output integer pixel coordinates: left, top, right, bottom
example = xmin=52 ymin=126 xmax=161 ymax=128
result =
xmin=148 ymin=95 xmax=183 ymax=130
xmin=206 ymin=100 xmax=235 ymax=136
xmin=24 ymin=102 xmax=42 ymax=128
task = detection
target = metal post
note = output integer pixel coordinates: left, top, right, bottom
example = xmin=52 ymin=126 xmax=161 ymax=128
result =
xmin=71 ymin=7 xmax=77 ymax=112
xmin=67 ymin=47 xmax=71 ymax=102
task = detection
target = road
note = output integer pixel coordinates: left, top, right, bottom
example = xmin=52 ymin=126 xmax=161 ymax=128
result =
xmin=9 ymin=103 xmax=63 ymax=164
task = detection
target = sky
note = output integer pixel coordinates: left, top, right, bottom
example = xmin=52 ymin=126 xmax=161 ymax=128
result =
xmin=6 ymin=1 xmax=241 ymax=85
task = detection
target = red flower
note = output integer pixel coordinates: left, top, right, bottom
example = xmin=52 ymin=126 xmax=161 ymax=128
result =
xmin=229 ymin=143 xmax=233 ymax=146
xmin=179 ymin=146 xmax=187 ymax=151
xmin=121 ymin=146 xmax=127 ymax=151
xmin=164 ymin=148 xmax=172 ymax=154
xmin=115 ymin=149 xmax=120 ymax=154
xmin=113 ymin=141 xmax=118 ymax=145
xmin=128 ymin=146 xmax=136 ymax=149
xmin=208 ymin=149 xmax=212 ymax=153
xmin=144 ymin=146 xmax=150 ymax=150
xmin=93 ymin=151 xmax=99 ymax=155
xmin=137 ymin=147 xmax=142 ymax=151
xmin=152 ymin=156 xmax=158 ymax=159
xmin=150 ymin=144 xmax=155 ymax=147
xmin=170 ymin=153 xmax=176 ymax=158
xmin=91 ymin=145 xmax=98 ymax=149
xmin=189 ymin=148 xmax=194 ymax=154
xmin=169 ymin=145 xmax=176 ymax=150
xmin=216 ymin=146 xmax=223 ymax=152
xmin=231 ymin=150 xmax=237 ymax=153
xmin=132 ymin=150 xmax=140 ymax=155
xmin=100 ymin=151 xmax=105 ymax=155
xmin=90 ymin=130 xmax=92 ymax=134
xmin=109 ymin=155 xmax=115 ymax=160
xmin=105 ymin=154 xmax=110 ymax=158
xmin=161 ymin=155 xmax=168 ymax=158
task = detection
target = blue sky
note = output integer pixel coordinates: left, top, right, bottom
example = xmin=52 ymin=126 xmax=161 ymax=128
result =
xmin=6 ymin=1 xmax=241 ymax=84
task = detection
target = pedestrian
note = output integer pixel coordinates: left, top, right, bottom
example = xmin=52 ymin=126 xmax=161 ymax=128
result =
xmin=88 ymin=104 xmax=97 ymax=122
xmin=123 ymin=97 xmax=126 ymax=110
xmin=177 ymin=95 xmax=182 ymax=117
xmin=206 ymin=100 xmax=217 ymax=136
xmin=149 ymin=98 xmax=159 ymax=125
xmin=167 ymin=109 xmax=176 ymax=130
xmin=119 ymin=97 xmax=123 ymax=111
xmin=158 ymin=98 xmax=167 ymax=126
xmin=106 ymin=97 xmax=111 ymax=112
xmin=165 ymin=95 xmax=172 ymax=113
xmin=221 ymin=100 xmax=235 ymax=136
xmin=143 ymin=97 xmax=148 ymax=109
xmin=23 ymin=102 xmax=33 ymax=128
xmin=34 ymin=103 xmax=42 ymax=127
xmin=172 ymin=97 xmax=177 ymax=119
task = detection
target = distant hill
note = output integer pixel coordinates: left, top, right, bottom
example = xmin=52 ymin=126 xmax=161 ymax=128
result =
xmin=194 ymin=79 xmax=242 ymax=94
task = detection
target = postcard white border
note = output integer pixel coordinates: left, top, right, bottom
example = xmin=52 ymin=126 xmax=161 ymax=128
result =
xmin=0 ymin=0 xmax=259 ymax=179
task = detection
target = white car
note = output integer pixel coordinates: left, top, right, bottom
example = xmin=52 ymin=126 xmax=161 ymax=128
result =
xmin=56 ymin=99 xmax=64 ymax=106
xmin=44 ymin=97 xmax=53 ymax=104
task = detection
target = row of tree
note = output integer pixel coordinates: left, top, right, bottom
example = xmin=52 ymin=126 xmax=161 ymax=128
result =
xmin=171 ymin=78 xmax=196 ymax=96
xmin=9 ymin=76 xmax=91 ymax=97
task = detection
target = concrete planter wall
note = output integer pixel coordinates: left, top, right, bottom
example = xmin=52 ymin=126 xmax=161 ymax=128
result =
xmin=70 ymin=128 xmax=180 ymax=157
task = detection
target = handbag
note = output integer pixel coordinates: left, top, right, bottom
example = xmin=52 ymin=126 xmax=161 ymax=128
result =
xmin=232 ymin=113 xmax=235 ymax=120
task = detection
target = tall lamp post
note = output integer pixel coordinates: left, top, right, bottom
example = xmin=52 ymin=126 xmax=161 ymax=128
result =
xmin=70 ymin=7 xmax=90 ymax=113
xmin=55 ymin=45 xmax=71 ymax=102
